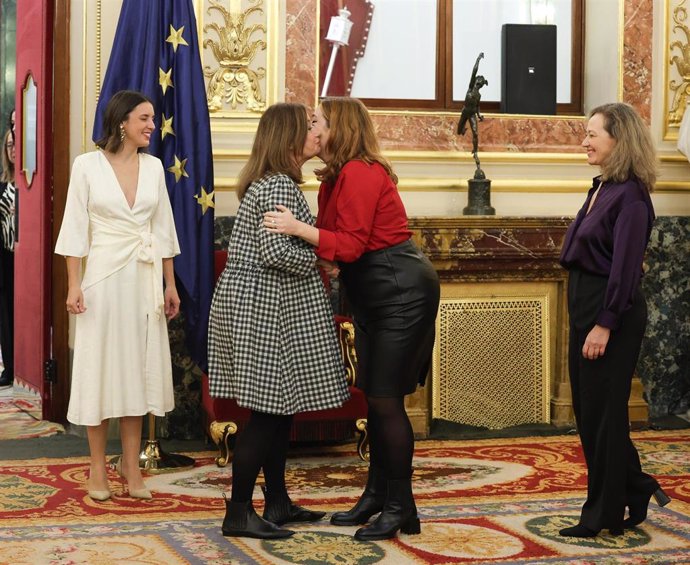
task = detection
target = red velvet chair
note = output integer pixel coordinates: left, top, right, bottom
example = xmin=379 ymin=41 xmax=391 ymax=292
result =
xmin=201 ymin=250 xmax=369 ymax=467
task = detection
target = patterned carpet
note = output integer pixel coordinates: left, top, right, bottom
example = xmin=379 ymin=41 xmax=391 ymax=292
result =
xmin=0 ymin=391 xmax=65 ymax=441
xmin=1 ymin=432 xmax=689 ymax=564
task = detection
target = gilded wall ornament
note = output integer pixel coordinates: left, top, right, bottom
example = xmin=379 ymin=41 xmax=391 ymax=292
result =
xmin=669 ymin=1 xmax=690 ymax=125
xmin=203 ymin=0 xmax=267 ymax=112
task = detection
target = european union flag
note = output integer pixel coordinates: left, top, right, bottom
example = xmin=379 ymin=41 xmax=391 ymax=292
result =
xmin=93 ymin=0 xmax=214 ymax=370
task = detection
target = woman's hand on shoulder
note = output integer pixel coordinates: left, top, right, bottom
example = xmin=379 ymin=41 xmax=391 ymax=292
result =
xmin=66 ymin=286 xmax=87 ymax=315
xmin=582 ymin=324 xmax=611 ymax=360
xmin=164 ymin=286 xmax=181 ymax=321
xmin=264 ymin=204 xmax=300 ymax=236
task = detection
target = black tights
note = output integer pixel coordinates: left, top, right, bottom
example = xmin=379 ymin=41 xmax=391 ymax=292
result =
xmin=366 ymin=396 xmax=414 ymax=480
xmin=230 ymin=410 xmax=293 ymax=503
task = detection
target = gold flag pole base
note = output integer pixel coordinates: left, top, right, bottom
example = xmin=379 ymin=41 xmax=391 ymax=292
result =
xmin=110 ymin=413 xmax=195 ymax=475
xmin=137 ymin=438 xmax=196 ymax=474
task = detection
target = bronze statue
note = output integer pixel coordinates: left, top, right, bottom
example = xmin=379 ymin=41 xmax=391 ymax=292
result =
xmin=457 ymin=52 xmax=494 ymax=215
xmin=457 ymin=52 xmax=488 ymax=177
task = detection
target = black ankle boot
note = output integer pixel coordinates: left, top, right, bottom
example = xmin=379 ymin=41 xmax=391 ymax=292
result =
xmin=354 ymin=478 xmax=421 ymax=541
xmin=261 ymin=486 xmax=326 ymax=526
xmin=624 ymin=487 xmax=671 ymax=528
xmin=0 ymin=370 xmax=13 ymax=387
xmin=331 ymin=466 xmax=386 ymax=526
xmin=221 ymin=497 xmax=295 ymax=539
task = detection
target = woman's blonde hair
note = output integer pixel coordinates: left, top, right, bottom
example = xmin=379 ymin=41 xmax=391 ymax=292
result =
xmin=315 ymin=97 xmax=397 ymax=185
xmin=590 ymin=103 xmax=657 ymax=192
xmin=1 ymin=130 xmax=14 ymax=184
xmin=236 ymin=103 xmax=309 ymax=199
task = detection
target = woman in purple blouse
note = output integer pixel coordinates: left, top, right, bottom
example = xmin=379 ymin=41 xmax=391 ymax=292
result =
xmin=558 ymin=103 xmax=670 ymax=538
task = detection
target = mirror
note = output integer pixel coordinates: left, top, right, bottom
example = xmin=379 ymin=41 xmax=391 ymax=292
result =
xmin=21 ymin=74 xmax=36 ymax=187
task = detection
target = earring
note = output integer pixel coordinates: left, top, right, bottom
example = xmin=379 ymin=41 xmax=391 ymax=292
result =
xmin=119 ymin=124 xmax=126 ymax=142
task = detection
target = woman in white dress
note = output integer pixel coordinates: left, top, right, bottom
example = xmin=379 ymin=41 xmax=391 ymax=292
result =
xmin=55 ymin=90 xmax=180 ymax=501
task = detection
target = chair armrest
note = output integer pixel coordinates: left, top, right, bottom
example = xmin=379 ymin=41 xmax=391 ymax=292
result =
xmin=337 ymin=320 xmax=358 ymax=387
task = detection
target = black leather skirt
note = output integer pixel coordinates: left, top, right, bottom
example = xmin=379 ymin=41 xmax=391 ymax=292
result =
xmin=339 ymin=239 xmax=440 ymax=397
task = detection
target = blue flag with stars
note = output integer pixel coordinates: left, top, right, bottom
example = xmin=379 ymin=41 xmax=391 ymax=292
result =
xmin=93 ymin=0 xmax=215 ymax=370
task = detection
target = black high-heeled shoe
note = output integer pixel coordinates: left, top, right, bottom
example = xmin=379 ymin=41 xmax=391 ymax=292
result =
xmin=558 ymin=524 xmax=623 ymax=538
xmin=623 ymin=487 xmax=671 ymax=528
xmin=558 ymin=524 xmax=598 ymax=538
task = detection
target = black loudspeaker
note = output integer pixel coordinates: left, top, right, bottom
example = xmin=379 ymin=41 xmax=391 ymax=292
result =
xmin=501 ymin=24 xmax=557 ymax=115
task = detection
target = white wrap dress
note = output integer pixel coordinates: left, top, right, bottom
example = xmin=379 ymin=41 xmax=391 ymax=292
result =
xmin=55 ymin=151 xmax=180 ymax=425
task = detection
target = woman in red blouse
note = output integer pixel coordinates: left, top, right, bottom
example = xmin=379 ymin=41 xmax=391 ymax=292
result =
xmin=265 ymin=97 xmax=440 ymax=541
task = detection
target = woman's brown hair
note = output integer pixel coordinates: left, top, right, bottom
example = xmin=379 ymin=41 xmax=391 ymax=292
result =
xmin=236 ymin=103 xmax=309 ymax=199
xmin=315 ymin=97 xmax=397 ymax=185
xmin=1 ymin=130 xmax=14 ymax=184
xmin=589 ymin=103 xmax=657 ymax=192
xmin=95 ymin=90 xmax=153 ymax=154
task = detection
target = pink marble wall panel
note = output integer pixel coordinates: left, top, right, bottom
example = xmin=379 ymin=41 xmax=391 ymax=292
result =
xmin=373 ymin=114 xmax=586 ymax=153
xmin=623 ymin=0 xmax=654 ymax=123
xmin=285 ymin=1 xmax=654 ymax=151
xmin=285 ymin=0 xmax=318 ymax=106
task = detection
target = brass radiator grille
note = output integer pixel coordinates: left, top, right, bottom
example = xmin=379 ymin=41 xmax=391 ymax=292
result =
xmin=433 ymin=288 xmax=552 ymax=429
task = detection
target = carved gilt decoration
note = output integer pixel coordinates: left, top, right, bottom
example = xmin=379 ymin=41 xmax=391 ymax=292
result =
xmin=669 ymin=0 xmax=690 ymax=126
xmin=203 ymin=0 xmax=267 ymax=113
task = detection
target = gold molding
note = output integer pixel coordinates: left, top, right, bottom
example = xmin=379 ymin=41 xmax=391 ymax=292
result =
xmin=665 ymin=0 xmax=690 ymax=140
xmin=201 ymin=0 xmax=281 ymax=129
xmin=82 ymin=0 xmax=103 ymax=153
xmin=618 ymin=0 xmax=625 ymax=102
xmin=212 ymin=148 xmax=589 ymax=163
xmin=212 ymin=176 xmax=690 ymax=194
xmin=214 ymin=148 xmax=688 ymax=164
xmin=203 ymin=0 xmax=267 ymax=113
xmin=81 ymin=0 xmax=87 ymax=152
xmin=95 ymin=0 xmax=102 ymax=101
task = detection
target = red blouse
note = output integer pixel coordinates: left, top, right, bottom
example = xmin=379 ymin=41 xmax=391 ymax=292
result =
xmin=315 ymin=160 xmax=412 ymax=262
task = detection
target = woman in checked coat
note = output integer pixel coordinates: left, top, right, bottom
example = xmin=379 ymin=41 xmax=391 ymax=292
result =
xmin=264 ymin=98 xmax=440 ymax=541
xmin=207 ymin=103 xmax=350 ymax=540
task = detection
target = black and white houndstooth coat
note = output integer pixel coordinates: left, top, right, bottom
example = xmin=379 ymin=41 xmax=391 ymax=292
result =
xmin=207 ymin=173 xmax=350 ymax=415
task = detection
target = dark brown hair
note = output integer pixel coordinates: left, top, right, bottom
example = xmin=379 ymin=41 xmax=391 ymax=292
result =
xmin=1 ymin=130 xmax=14 ymax=184
xmin=236 ymin=103 xmax=309 ymax=199
xmin=95 ymin=90 xmax=153 ymax=153
xmin=589 ymin=103 xmax=657 ymax=192
xmin=315 ymin=97 xmax=397 ymax=185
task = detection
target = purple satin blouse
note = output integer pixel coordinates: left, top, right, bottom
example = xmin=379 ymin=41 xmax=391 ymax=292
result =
xmin=559 ymin=175 xmax=655 ymax=330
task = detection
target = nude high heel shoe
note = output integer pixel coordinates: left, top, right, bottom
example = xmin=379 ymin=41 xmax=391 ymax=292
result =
xmin=86 ymin=476 xmax=111 ymax=501
xmin=115 ymin=456 xmax=152 ymax=499
xmin=87 ymin=485 xmax=112 ymax=501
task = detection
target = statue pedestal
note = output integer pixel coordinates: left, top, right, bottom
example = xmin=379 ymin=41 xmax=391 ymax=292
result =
xmin=463 ymin=178 xmax=495 ymax=215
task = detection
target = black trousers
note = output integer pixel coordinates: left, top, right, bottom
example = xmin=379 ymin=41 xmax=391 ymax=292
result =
xmin=0 ymin=248 xmax=13 ymax=376
xmin=568 ymin=269 xmax=658 ymax=531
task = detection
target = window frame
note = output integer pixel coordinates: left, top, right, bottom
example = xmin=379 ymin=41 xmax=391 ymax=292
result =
xmin=338 ymin=0 xmax=585 ymax=115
